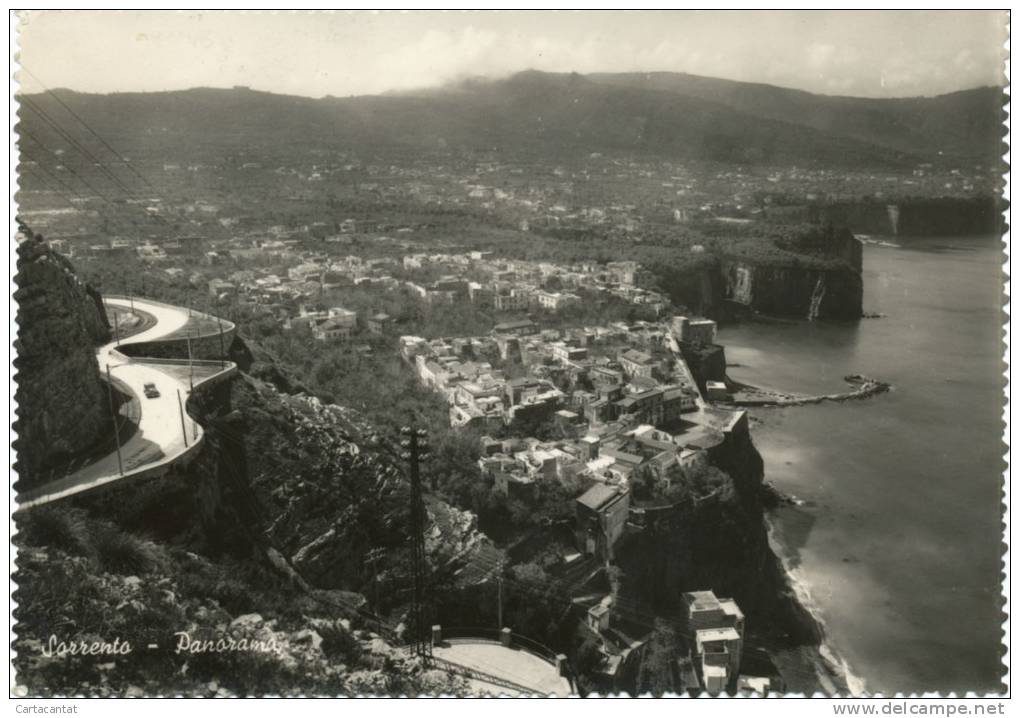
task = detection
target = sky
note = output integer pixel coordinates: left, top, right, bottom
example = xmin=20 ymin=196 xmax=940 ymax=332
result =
xmin=15 ymin=10 xmax=1008 ymax=99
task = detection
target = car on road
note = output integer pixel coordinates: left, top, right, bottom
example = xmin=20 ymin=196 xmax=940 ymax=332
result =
xmin=143 ymin=383 xmax=160 ymax=399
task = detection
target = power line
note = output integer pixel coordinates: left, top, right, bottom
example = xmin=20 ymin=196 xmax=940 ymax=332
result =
xmin=19 ymin=165 xmax=86 ymax=209
xmin=18 ymin=96 xmax=175 ymax=231
xmin=20 ymin=66 xmax=159 ymax=192
xmin=19 ymin=95 xmax=140 ymax=199
xmin=19 ymin=129 xmax=119 ymax=206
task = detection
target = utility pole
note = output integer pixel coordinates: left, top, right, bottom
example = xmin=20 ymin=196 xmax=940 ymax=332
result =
xmin=176 ymin=389 xmax=189 ymax=448
xmin=186 ymin=330 xmax=194 ymax=391
xmin=400 ymin=425 xmax=431 ymax=661
xmin=217 ymin=317 xmax=226 ymax=368
xmin=105 ymin=364 xmax=124 ymax=476
xmin=497 ymin=560 xmax=506 ymax=630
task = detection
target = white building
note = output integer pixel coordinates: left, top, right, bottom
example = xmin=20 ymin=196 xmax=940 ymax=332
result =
xmin=327 ymin=307 xmax=358 ymax=328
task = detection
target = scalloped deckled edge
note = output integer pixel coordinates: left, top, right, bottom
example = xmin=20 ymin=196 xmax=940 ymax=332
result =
xmin=10 ymin=7 xmax=22 ymax=701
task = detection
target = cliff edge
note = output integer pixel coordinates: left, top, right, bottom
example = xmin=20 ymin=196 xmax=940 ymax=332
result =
xmin=13 ymin=227 xmax=112 ymax=480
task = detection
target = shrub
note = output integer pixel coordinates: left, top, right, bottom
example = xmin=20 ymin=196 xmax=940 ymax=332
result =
xmin=18 ymin=507 xmax=92 ymax=557
xmin=91 ymin=525 xmax=165 ymax=575
xmin=319 ymin=621 xmax=363 ymax=662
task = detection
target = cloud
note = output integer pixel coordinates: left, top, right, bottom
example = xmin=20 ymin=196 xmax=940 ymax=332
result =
xmin=17 ymin=10 xmax=1007 ymax=99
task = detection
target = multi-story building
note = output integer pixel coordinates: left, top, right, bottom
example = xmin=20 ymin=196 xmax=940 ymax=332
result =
xmin=534 ymin=290 xmax=582 ymax=311
xmin=671 ymin=315 xmax=718 ymax=345
xmin=619 ymin=349 xmax=657 ymax=379
xmin=313 ymin=319 xmax=352 ymax=342
xmin=327 ymin=307 xmax=358 ymax=329
xmin=684 ymin=590 xmax=745 ymax=694
xmin=574 ymin=483 xmax=631 ymax=559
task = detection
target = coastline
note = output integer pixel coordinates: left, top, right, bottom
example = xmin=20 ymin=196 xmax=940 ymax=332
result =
xmin=765 ymin=509 xmax=867 ymax=695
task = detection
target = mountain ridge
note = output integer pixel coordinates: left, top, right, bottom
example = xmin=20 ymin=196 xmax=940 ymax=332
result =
xmin=18 ymin=69 xmax=1005 ymax=168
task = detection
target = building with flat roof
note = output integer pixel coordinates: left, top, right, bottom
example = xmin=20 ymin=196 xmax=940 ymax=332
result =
xmin=684 ymin=590 xmax=745 ymax=694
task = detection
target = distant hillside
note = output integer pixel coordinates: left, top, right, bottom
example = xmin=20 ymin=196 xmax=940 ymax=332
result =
xmin=16 ymin=70 xmax=1004 ymax=169
xmin=586 ymin=71 xmax=1005 ymax=163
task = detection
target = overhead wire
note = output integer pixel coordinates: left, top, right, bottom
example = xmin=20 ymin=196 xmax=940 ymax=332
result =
xmin=20 ymin=65 xmax=160 ymax=192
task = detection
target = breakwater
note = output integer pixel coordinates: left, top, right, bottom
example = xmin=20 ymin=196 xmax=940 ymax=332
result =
xmin=729 ymin=374 xmax=890 ymax=407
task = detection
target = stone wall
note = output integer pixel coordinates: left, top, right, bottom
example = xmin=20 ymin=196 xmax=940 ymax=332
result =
xmin=118 ymin=326 xmax=237 ymax=362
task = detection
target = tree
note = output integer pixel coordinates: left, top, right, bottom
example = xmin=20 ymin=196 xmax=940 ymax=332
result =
xmin=636 ymin=619 xmax=681 ymax=696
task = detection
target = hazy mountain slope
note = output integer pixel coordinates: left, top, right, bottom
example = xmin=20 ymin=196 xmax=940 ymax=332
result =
xmin=586 ymin=71 xmax=1005 ymax=161
xmin=17 ymin=70 xmax=1001 ymax=168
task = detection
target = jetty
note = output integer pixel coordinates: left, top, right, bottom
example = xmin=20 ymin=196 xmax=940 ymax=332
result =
xmin=729 ymin=374 xmax=890 ymax=408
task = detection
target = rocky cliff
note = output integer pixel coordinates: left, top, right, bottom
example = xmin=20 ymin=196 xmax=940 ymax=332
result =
xmin=13 ymin=230 xmax=112 ymax=481
xmin=614 ymin=417 xmax=845 ymax=692
xmin=653 ymin=225 xmax=864 ymax=320
xmin=616 ymin=419 xmax=808 ymax=629
xmin=812 ymin=196 xmax=1003 ymax=237
xmin=719 ymin=260 xmax=863 ymax=320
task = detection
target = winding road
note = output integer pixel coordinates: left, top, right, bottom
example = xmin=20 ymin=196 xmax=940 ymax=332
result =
xmin=16 ymin=297 xmax=236 ymax=510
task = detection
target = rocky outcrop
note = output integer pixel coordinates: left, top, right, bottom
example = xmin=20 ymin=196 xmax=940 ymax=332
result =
xmin=13 ymin=231 xmax=112 ymax=480
xmin=13 ymin=512 xmax=469 ymax=696
xmin=614 ymin=416 xmax=842 ymax=690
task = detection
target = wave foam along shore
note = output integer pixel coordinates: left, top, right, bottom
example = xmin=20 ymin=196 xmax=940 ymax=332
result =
xmin=765 ymin=513 xmax=868 ymax=695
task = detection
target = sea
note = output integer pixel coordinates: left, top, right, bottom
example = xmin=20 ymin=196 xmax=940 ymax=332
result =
xmin=719 ymin=235 xmax=1004 ymax=694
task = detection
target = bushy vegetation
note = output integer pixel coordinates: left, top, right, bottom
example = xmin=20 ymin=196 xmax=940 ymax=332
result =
xmin=13 ymin=507 xmax=468 ymax=696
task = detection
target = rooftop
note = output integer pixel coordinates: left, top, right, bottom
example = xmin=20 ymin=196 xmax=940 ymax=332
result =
xmin=686 ymin=590 xmax=722 ymax=612
xmin=577 ymin=483 xmax=623 ymax=511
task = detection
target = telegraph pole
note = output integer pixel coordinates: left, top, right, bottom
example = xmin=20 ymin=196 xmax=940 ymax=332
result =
xmin=105 ymin=364 xmax=124 ymax=476
xmin=496 ymin=559 xmax=509 ymax=630
xmin=401 ymin=425 xmax=431 ymax=661
xmin=217 ymin=317 xmax=226 ymax=368
xmin=186 ymin=330 xmax=194 ymax=391
xmin=176 ymin=389 xmax=189 ymax=448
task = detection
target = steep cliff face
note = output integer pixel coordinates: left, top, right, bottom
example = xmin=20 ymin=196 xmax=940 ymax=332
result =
xmin=653 ymin=227 xmax=864 ymax=320
xmin=719 ymin=260 xmax=863 ymax=320
xmin=13 ymin=233 xmax=112 ymax=479
xmin=615 ymin=420 xmax=824 ymax=647
xmin=814 ymin=196 xmax=1003 ymax=237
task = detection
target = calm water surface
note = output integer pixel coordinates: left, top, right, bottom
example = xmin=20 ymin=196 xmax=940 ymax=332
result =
xmin=720 ymin=236 xmax=1004 ymax=693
